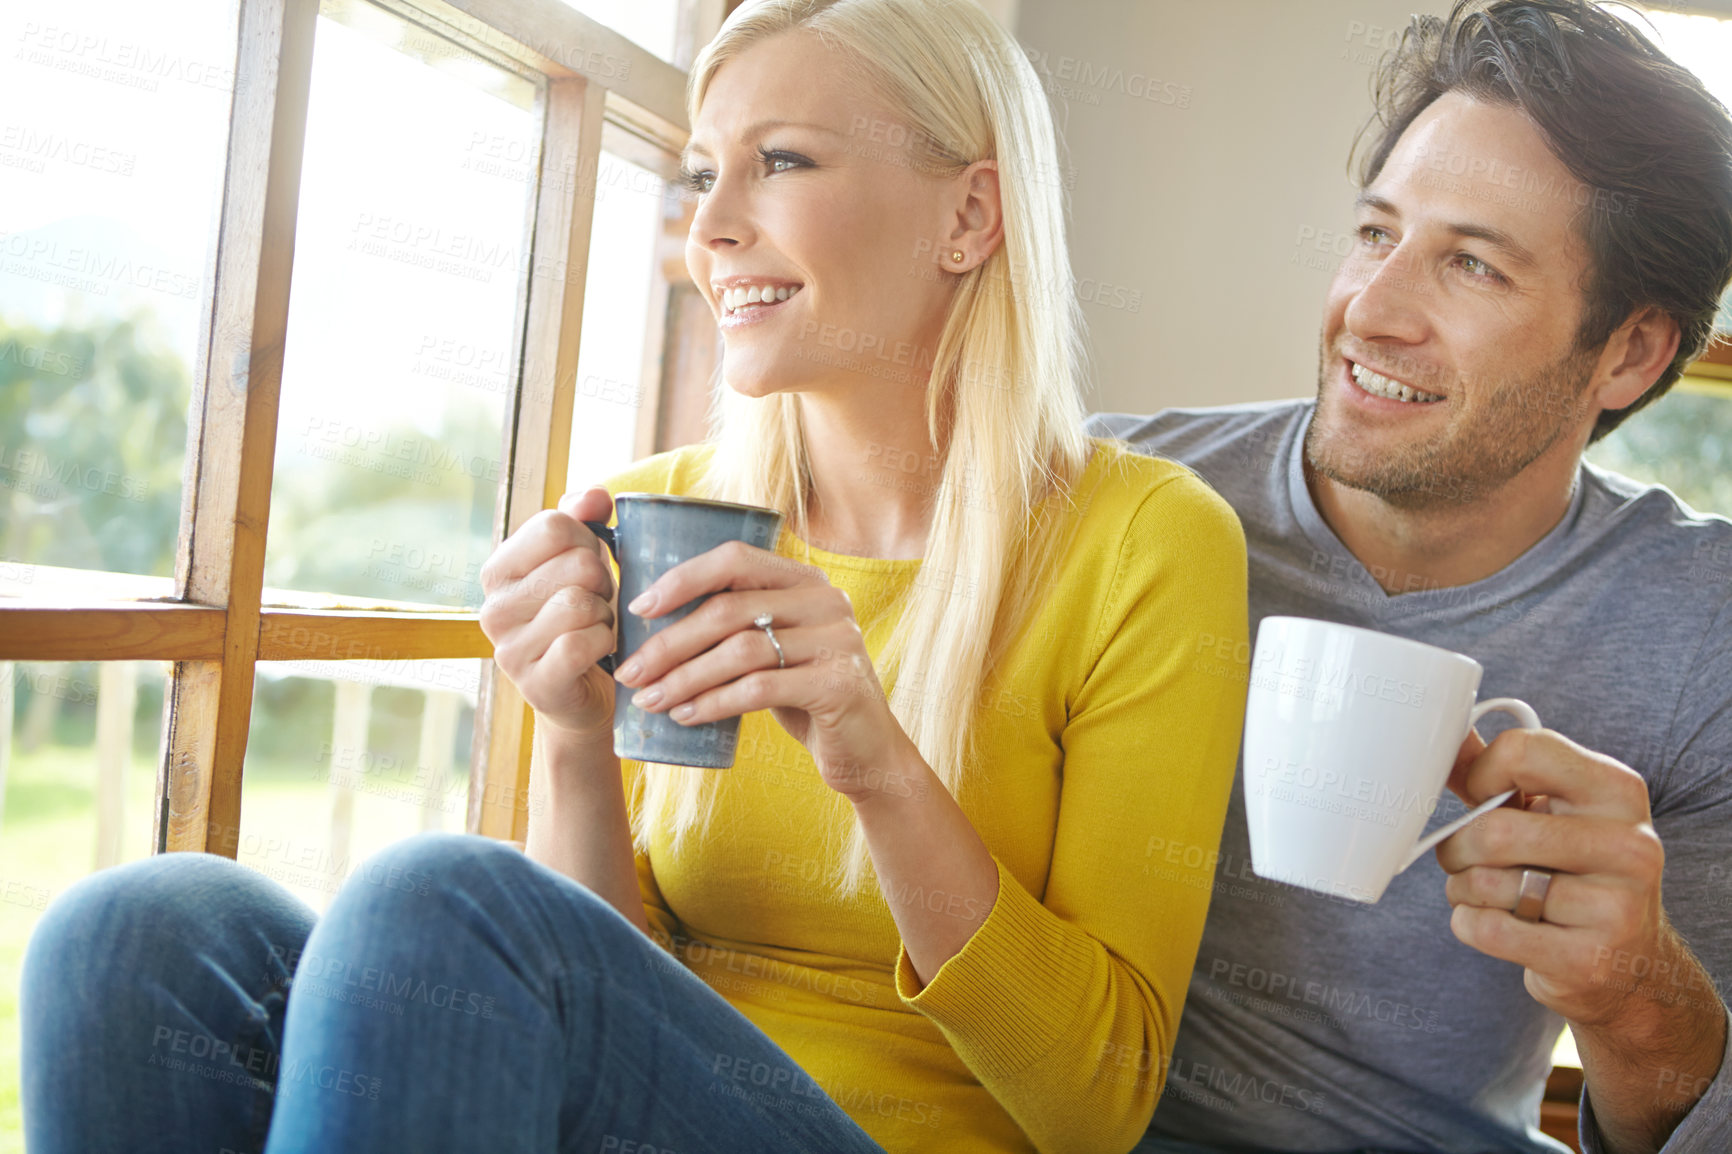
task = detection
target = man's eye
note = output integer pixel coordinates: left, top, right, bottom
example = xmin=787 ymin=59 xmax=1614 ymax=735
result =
xmin=1457 ymin=253 xmax=1502 ymax=281
xmin=1359 ymin=225 xmax=1392 ymax=246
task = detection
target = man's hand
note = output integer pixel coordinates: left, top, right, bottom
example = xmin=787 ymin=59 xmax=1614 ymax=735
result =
xmin=1436 ymin=727 xmax=1728 ymax=1153
xmin=1438 ymin=727 xmax=1667 ymax=1024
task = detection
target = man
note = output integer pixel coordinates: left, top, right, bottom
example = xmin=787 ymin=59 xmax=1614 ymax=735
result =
xmin=1090 ymin=2 xmax=1732 ymax=1152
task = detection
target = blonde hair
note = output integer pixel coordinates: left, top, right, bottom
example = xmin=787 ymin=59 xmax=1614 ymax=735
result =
xmin=634 ymin=0 xmax=1091 ymax=890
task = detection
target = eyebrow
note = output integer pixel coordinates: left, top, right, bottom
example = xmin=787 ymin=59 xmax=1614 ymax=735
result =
xmin=681 ymin=120 xmax=843 ymax=166
xmin=1355 ymin=191 xmax=1539 ymax=269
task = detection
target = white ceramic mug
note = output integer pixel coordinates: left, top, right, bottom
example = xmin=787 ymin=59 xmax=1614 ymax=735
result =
xmin=1242 ymin=616 xmax=1541 ymax=903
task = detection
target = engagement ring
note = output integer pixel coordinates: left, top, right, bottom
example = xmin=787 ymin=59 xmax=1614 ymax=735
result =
xmin=753 ymin=612 xmax=785 ymax=669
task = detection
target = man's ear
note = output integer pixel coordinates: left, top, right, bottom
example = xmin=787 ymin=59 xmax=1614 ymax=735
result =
xmin=1591 ymin=306 xmax=1681 ymax=416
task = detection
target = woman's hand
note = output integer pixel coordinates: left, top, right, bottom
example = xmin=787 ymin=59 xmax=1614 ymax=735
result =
xmin=612 ymin=540 xmax=922 ymax=802
xmin=478 ymin=487 xmax=620 ymax=741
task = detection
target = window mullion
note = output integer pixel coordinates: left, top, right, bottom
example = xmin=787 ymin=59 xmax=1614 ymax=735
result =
xmin=157 ymin=0 xmax=320 ymax=857
xmin=468 ymin=74 xmax=607 ymax=843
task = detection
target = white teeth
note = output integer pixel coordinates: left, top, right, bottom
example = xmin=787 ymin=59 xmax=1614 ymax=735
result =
xmin=1351 ymin=362 xmax=1442 ymax=403
xmin=719 ymin=284 xmax=802 ymax=313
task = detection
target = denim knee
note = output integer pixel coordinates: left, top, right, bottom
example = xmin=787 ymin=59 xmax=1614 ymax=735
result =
xmin=23 ymin=849 xmax=314 ymax=1078
xmin=312 ymin=832 xmax=619 ymax=977
xmin=24 ymin=854 xmax=316 ymax=1153
xmin=24 ymin=853 xmax=258 ymax=1003
xmin=329 ymin=830 xmax=535 ymax=910
xmin=344 ymin=830 xmax=523 ymax=894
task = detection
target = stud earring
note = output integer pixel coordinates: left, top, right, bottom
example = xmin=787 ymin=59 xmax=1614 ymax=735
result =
xmin=951 ymin=250 xmax=965 ymax=264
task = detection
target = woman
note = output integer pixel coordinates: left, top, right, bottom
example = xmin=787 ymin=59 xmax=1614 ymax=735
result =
xmin=21 ymin=1 xmax=1248 ymax=1151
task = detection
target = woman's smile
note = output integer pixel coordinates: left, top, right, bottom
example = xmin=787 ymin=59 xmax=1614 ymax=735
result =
xmin=712 ymin=277 xmax=805 ymax=328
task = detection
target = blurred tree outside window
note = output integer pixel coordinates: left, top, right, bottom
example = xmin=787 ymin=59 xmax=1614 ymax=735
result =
xmin=1588 ymin=9 xmax=1732 ymax=521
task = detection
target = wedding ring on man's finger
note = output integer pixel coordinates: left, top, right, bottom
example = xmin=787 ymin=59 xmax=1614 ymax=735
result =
xmin=753 ymin=612 xmax=786 ymax=669
xmin=1513 ymin=867 xmax=1553 ymax=923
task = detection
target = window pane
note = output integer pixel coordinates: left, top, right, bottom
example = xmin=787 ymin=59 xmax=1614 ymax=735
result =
xmin=1586 ymin=385 xmax=1732 ymax=518
xmin=557 ymin=0 xmax=682 ymax=66
xmin=240 ymin=659 xmax=480 ymax=912
xmin=1636 ymin=8 xmax=1732 ymax=331
xmin=0 ymin=0 xmax=237 ymax=580
xmin=567 ymin=152 xmax=673 ymax=491
xmin=1553 ymin=1027 xmax=1580 ymax=1070
xmin=263 ymin=2 xmax=540 ymax=610
xmin=1 ymin=660 xmax=167 ymax=1145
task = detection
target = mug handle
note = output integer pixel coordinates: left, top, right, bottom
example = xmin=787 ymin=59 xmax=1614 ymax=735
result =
xmin=1396 ymin=698 xmax=1543 ymax=874
xmin=581 ymin=520 xmax=619 ymax=675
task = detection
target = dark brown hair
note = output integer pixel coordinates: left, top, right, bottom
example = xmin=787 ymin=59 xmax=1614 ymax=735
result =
xmin=1356 ymin=0 xmax=1732 ymax=441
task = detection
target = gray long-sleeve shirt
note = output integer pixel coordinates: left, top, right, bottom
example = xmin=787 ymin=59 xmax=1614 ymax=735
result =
xmin=1088 ymin=400 xmax=1732 ymax=1154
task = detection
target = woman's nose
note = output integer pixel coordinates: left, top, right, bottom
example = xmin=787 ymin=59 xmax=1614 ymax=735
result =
xmin=690 ymin=169 xmax=751 ymax=251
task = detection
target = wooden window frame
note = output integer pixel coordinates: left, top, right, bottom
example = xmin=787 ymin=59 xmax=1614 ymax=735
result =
xmin=0 ymin=0 xmax=700 ymax=855
xmin=1689 ymin=341 xmax=1732 ymax=383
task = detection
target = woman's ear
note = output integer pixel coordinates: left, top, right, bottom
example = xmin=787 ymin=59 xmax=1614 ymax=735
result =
xmin=944 ymin=159 xmax=1003 ymax=274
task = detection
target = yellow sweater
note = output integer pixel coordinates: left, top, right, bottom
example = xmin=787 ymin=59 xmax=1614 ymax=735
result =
xmin=599 ymin=439 xmax=1248 ymax=1154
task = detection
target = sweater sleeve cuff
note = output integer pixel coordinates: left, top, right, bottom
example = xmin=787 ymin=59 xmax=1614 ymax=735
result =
xmin=893 ymin=856 xmax=1098 ymax=1082
xmin=1578 ymin=1004 xmax=1732 ymax=1153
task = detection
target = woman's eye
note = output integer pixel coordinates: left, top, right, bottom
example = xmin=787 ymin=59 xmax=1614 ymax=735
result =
xmin=1359 ymin=225 xmax=1392 ymax=247
xmin=758 ymin=147 xmax=810 ymax=174
xmin=677 ymin=150 xmax=805 ymax=195
xmin=678 ymin=167 xmax=715 ymax=195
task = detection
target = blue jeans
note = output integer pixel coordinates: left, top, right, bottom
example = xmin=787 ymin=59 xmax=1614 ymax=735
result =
xmin=22 ymin=832 xmax=886 ymax=1154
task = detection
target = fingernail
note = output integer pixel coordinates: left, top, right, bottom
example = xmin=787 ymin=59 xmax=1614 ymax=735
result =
xmin=616 ymin=659 xmax=641 ymax=683
xmin=627 ymin=590 xmax=657 ymax=614
xmin=632 ymin=687 xmax=663 ymax=709
xmin=671 ymin=704 xmax=695 ymax=723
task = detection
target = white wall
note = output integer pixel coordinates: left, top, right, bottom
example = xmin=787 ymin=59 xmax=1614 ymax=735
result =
xmin=976 ymin=0 xmax=1020 ymax=32
xmin=1010 ymin=0 xmax=1732 ymax=416
xmin=1008 ymin=0 xmax=1424 ymax=414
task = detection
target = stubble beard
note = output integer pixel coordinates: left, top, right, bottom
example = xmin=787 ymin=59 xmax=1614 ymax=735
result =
xmin=1303 ymin=334 xmax=1599 ymax=510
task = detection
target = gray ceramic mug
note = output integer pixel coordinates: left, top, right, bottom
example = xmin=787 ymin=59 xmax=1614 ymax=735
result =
xmin=584 ymin=493 xmax=784 ymax=768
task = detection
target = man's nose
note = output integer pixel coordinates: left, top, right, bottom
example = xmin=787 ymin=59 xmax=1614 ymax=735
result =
xmin=1341 ymin=244 xmax=1431 ymax=346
